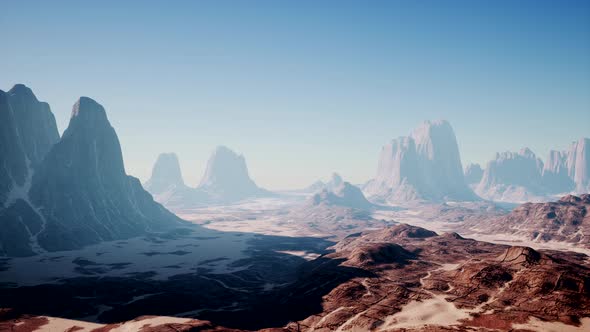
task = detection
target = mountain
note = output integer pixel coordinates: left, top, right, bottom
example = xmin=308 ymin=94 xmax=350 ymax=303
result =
xmin=475 ymin=148 xmax=547 ymax=203
xmin=468 ymin=194 xmax=590 ymax=247
xmin=309 ymin=181 xmax=373 ymax=210
xmin=303 ymin=180 xmax=325 ymax=193
xmin=464 ymin=163 xmax=483 ymax=185
xmin=197 ymin=146 xmax=271 ymax=202
xmin=302 ymin=172 xmax=344 ymax=193
xmin=287 ymin=180 xmax=389 ymax=238
xmin=542 ymin=150 xmax=574 ymax=194
xmin=475 ymin=139 xmax=589 ymax=203
xmin=143 ymin=152 xmax=208 ymax=208
xmin=144 ymin=153 xmax=185 ymax=194
xmin=567 ymin=138 xmax=590 ymax=193
xmin=0 ymin=95 xmax=182 ymax=256
xmin=0 ymin=85 xmax=59 ymax=206
xmin=364 ymin=120 xmax=476 ymax=203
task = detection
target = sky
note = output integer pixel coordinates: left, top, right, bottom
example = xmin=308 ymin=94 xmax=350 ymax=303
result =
xmin=1 ymin=0 xmax=589 ymax=190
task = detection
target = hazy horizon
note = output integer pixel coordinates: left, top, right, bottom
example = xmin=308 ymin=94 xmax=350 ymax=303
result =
xmin=2 ymin=0 xmax=589 ymax=190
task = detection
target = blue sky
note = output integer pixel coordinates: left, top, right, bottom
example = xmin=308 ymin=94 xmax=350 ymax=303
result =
xmin=1 ymin=0 xmax=589 ymax=189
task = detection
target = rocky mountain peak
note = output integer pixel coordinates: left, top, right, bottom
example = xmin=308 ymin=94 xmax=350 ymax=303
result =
xmin=8 ymin=84 xmax=38 ymax=101
xmin=145 ymin=153 xmax=185 ymax=194
xmin=310 ymin=181 xmax=373 ymax=210
xmin=464 ymin=163 xmax=483 ymax=185
xmin=199 ymin=146 xmax=254 ymax=189
xmin=365 ymin=120 xmax=475 ymax=203
xmin=70 ymin=96 xmax=108 ymax=122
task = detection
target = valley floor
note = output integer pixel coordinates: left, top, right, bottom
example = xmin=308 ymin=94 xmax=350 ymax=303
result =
xmin=2 ymin=194 xmax=590 ymax=331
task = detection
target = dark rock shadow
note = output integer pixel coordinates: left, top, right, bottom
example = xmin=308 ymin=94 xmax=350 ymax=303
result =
xmin=0 ymin=225 xmax=370 ymax=331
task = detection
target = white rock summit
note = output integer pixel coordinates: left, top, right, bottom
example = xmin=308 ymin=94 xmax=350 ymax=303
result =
xmin=475 ymin=138 xmax=589 ymax=203
xmin=144 ymin=146 xmax=272 ymax=208
xmin=303 ymin=173 xmax=344 ymax=193
xmin=197 ymin=146 xmax=271 ymax=202
xmin=567 ymin=138 xmax=590 ymax=193
xmin=310 ymin=181 xmax=373 ymax=210
xmin=364 ymin=120 xmax=476 ymax=203
xmin=144 ymin=153 xmax=186 ymax=194
xmin=475 ymin=148 xmax=546 ymax=203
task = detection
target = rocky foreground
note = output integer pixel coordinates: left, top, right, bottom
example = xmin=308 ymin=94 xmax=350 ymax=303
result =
xmin=467 ymin=194 xmax=590 ymax=247
xmin=2 ymin=224 xmax=589 ymax=331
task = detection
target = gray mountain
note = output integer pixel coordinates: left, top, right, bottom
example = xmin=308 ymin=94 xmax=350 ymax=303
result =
xmin=144 ymin=152 xmax=208 ymax=208
xmin=303 ymin=173 xmax=344 ymax=193
xmin=542 ymin=150 xmax=574 ymax=194
xmin=310 ymin=182 xmax=373 ymax=210
xmin=567 ymin=138 xmax=590 ymax=193
xmin=197 ymin=146 xmax=271 ymax=202
xmin=303 ymin=180 xmax=326 ymax=193
xmin=464 ymin=163 xmax=484 ymax=185
xmin=144 ymin=153 xmax=186 ymax=194
xmin=0 ymin=85 xmax=59 ymax=206
xmin=475 ymin=148 xmax=546 ymax=202
xmin=0 ymin=95 xmax=182 ymax=256
xmin=364 ymin=120 xmax=476 ymax=203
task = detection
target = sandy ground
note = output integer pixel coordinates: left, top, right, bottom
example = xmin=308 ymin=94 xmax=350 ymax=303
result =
xmin=32 ymin=316 xmax=194 ymax=332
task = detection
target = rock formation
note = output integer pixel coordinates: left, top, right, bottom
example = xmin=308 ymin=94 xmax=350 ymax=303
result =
xmin=197 ymin=146 xmax=271 ymax=202
xmin=364 ymin=120 xmax=476 ymax=203
xmin=302 ymin=173 xmax=344 ymax=193
xmin=0 ymin=85 xmax=59 ymax=206
xmin=477 ymin=139 xmax=589 ymax=203
xmin=542 ymin=150 xmax=574 ymax=194
xmin=310 ymin=182 xmax=373 ymax=210
xmin=464 ymin=163 xmax=483 ymax=185
xmin=0 ymin=93 xmax=182 ymax=256
xmin=475 ymin=148 xmax=546 ymax=202
xmin=302 ymin=180 xmax=325 ymax=193
xmin=144 ymin=153 xmax=186 ymax=194
xmin=468 ymin=194 xmax=590 ymax=247
xmin=283 ymin=224 xmax=590 ymax=331
xmin=567 ymin=138 xmax=590 ymax=193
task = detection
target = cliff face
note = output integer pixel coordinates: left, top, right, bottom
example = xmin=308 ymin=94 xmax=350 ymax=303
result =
xmin=197 ymin=146 xmax=270 ymax=202
xmin=365 ymin=120 xmax=476 ymax=203
xmin=0 ymin=94 xmax=181 ymax=256
xmin=0 ymin=85 xmax=59 ymax=206
xmin=475 ymin=148 xmax=546 ymax=202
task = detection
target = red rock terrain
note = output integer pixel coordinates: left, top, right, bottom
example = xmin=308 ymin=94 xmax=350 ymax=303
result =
xmin=2 ymin=224 xmax=589 ymax=331
xmin=468 ymin=194 xmax=590 ymax=247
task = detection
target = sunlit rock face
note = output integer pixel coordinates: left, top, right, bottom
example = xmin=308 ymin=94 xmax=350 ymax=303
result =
xmin=0 ymin=95 xmax=181 ymax=256
xmin=475 ymin=138 xmax=590 ymax=203
xmin=475 ymin=148 xmax=546 ymax=203
xmin=197 ymin=145 xmax=271 ymax=202
xmin=542 ymin=150 xmax=574 ymax=194
xmin=303 ymin=172 xmax=344 ymax=193
xmin=364 ymin=120 xmax=476 ymax=203
xmin=567 ymin=138 xmax=590 ymax=193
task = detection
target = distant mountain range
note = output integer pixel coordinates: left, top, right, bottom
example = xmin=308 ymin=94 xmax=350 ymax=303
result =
xmin=474 ymin=139 xmax=590 ymax=203
xmin=1 ymin=84 xmax=588 ymax=258
xmin=144 ymin=146 xmax=273 ymax=208
xmin=363 ymin=119 xmax=589 ymax=204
